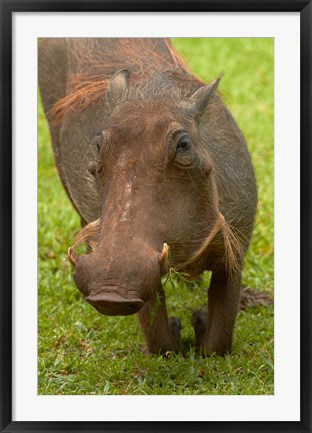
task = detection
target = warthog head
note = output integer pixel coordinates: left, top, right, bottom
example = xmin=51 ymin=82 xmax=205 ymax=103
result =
xmin=68 ymin=69 xmax=232 ymax=316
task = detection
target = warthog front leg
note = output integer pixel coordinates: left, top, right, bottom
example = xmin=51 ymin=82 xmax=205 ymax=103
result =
xmin=138 ymin=285 xmax=181 ymax=354
xmin=192 ymin=268 xmax=241 ymax=356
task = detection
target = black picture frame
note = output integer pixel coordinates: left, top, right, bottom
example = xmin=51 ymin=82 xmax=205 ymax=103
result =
xmin=1 ymin=1 xmax=311 ymax=432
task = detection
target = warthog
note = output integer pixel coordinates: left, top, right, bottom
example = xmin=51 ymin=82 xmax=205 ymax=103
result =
xmin=39 ymin=38 xmax=257 ymax=355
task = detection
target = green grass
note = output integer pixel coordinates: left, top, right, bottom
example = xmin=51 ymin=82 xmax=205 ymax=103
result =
xmin=38 ymin=38 xmax=274 ymax=395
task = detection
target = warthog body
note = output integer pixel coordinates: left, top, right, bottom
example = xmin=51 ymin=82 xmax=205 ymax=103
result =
xmin=39 ymin=38 xmax=257 ymax=355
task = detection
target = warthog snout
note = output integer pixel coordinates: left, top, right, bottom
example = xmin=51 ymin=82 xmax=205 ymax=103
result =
xmin=70 ymin=242 xmax=169 ymax=316
xmin=85 ymin=291 xmax=144 ymax=316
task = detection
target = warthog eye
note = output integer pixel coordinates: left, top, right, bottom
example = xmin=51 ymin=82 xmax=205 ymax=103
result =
xmin=174 ymin=132 xmax=195 ymax=168
xmin=167 ymin=126 xmax=197 ymax=168
xmin=177 ymin=136 xmax=192 ymax=152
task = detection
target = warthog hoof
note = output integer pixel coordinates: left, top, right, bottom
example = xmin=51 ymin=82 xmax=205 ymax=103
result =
xmin=191 ymin=308 xmax=208 ymax=347
xmin=168 ymin=317 xmax=182 ymax=345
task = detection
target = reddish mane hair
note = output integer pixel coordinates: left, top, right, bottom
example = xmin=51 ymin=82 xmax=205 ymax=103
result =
xmin=48 ymin=39 xmax=194 ymax=124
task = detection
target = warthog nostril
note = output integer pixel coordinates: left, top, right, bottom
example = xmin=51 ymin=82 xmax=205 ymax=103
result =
xmin=85 ymin=291 xmax=144 ymax=316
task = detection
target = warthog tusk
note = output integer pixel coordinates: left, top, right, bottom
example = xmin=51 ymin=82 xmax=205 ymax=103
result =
xmin=159 ymin=243 xmax=170 ymax=271
xmin=68 ymin=247 xmax=78 ymax=266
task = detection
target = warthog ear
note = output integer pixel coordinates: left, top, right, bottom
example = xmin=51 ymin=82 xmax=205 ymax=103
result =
xmin=107 ymin=68 xmax=130 ymax=109
xmin=187 ymin=73 xmax=223 ymax=119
